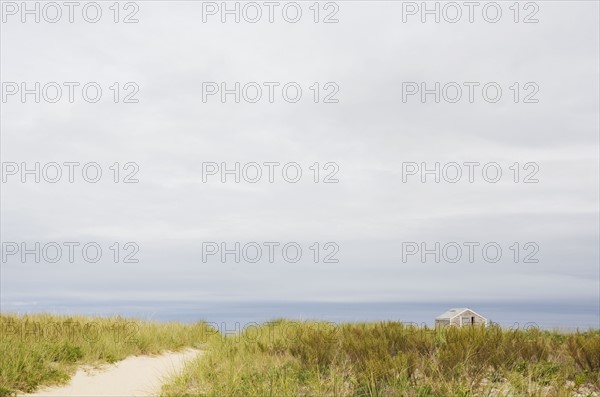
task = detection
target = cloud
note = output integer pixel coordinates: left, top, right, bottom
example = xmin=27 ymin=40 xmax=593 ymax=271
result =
xmin=1 ymin=1 xmax=598 ymax=327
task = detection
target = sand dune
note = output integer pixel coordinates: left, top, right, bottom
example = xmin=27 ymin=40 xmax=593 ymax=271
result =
xmin=23 ymin=348 xmax=201 ymax=397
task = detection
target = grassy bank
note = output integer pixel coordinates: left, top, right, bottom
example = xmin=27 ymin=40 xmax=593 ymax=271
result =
xmin=0 ymin=313 xmax=213 ymax=396
xmin=162 ymin=320 xmax=600 ymax=397
xmin=2 ymin=315 xmax=598 ymax=397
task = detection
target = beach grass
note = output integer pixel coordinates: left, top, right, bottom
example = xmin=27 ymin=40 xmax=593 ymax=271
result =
xmin=2 ymin=314 xmax=598 ymax=397
xmin=0 ymin=313 xmax=214 ymax=396
xmin=161 ymin=320 xmax=600 ymax=397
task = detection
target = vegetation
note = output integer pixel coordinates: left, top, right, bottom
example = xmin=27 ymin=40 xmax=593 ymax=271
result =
xmin=1 ymin=314 xmax=598 ymax=397
xmin=0 ymin=313 xmax=214 ymax=396
xmin=162 ymin=320 xmax=600 ymax=397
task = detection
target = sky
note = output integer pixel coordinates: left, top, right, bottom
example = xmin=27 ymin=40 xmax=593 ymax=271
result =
xmin=1 ymin=1 xmax=598 ymax=328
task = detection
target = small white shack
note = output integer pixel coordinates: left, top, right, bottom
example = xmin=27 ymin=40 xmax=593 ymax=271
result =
xmin=435 ymin=308 xmax=488 ymax=327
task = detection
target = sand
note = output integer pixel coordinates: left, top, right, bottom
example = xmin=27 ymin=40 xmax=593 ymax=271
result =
xmin=22 ymin=348 xmax=201 ymax=397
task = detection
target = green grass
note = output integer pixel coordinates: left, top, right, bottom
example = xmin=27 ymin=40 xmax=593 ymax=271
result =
xmin=0 ymin=313 xmax=214 ymax=396
xmin=2 ymin=315 xmax=598 ymax=397
xmin=161 ymin=320 xmax=600 ymax=397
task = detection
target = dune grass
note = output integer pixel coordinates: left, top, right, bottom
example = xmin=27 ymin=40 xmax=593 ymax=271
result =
xmin=2 ymin=315 xmax=598 ymax=397
xmin=0 ymin=313 xmax=214 ymax=396
xmin=162 ymin=320 xmax=600 ymax=397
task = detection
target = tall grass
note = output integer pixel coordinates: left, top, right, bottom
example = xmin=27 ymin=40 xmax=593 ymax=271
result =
xmin=162 ymin=320 xmax=600 ymax=397
xmin=0 ymin=313 xmax=214 ymax=396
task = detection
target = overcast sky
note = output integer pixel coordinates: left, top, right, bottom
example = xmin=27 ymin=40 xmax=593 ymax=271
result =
xmin=1 ymin=1 xmax=598 ymax=325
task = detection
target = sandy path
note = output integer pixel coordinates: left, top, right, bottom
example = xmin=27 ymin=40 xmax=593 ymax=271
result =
xmin=23 ymin=348 xmax=201 ymax=397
